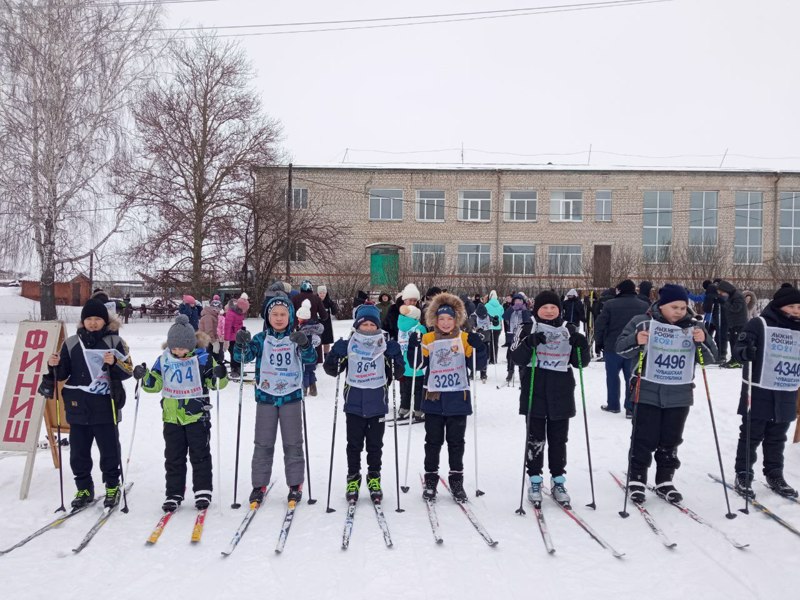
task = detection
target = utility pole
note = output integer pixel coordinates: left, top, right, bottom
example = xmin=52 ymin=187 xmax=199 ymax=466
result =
xmin=286 ymin=163 xmax=293 ymax=281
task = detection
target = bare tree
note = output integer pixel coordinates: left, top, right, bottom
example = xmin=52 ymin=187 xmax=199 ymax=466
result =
xmin=117 ymin=33 xmax=281 ymax=292
xmin=0 ymin=1 xmax=162 ymax=319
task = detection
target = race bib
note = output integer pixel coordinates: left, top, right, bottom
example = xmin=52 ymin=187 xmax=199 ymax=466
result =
xmin=643 ymin=320 xmax=695 ymax=385
xmin=475 ymin=315 xmax=491 ymax=331
xmin=426 ymin=337 xmax=469 ymax=392
xmin=259 ymin=335 xmax=302 ymax=396
xmin=533 ymin=323 xmax=571 ymax=372
xmin=161 ymin=352 xmax=204 ymax=399
xmin=68 ymin=340 xmax=127 ymax=396
xmin=757 ymin=319 xmax=800 ymax=391
xmin=398 ymin=329 xmax=410 ymax=355
xmin=346 ymin=332 xmax=387 ymax=389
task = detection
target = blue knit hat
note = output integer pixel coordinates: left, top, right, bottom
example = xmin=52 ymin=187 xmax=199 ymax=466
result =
xmin=354 ymin=304 xmax=381 ymax=329
xmin=300 ymin=279 xmax=313 ymax=293
xmin=657 ymin=284 xmax=689 ymax=307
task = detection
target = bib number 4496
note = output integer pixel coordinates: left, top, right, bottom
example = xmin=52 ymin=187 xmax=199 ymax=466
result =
xmin=654 ymin=354 xmax=686 ymax=370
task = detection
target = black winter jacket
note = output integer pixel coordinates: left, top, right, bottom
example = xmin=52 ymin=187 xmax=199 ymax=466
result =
xmin=718 ymin=280 xmax=748 ymax=328
xmin=594 ymin=293 xmax=649 ymax=352
xmin=562 ymin=297 xmax=585 ymax=326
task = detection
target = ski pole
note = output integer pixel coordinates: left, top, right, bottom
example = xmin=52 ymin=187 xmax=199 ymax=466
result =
xmin=51 ymin=366 xmax=65 ymax=513
xmin=104 ymin=363 xmax=129 ymax=514
xmin=216 ymin=382 xmax=222 ymax=515
xmin=325 ymin=362 xmax=343 ymax=513
xmin=490 ymin=329 xmax=499 ymax=383
xmin=401 ymin=345 xmax=419 ymax=493
xmin=741 ymin=360 xmax=753 ymax=515
xmin=391 ymin=378 xmax=404 ymax=512
xmin=516 ymin=344 xmax=537 ymax=515
xmin=301 ymin=390 xmax=317 ymax=504
xmin=472 ymin=351 xmax=484 ymax=497
xmin=696 ymin=343 xmax=736 ymax=518
xmin=124 ymin=364 xmax=145 ymax=476
xmin=231 ymin=345 xmax=245 ymax=509
xmin=576 ymin=347 xmax=596 ymax=509
xmin=619 ymin=349 xmax=644 ymax=518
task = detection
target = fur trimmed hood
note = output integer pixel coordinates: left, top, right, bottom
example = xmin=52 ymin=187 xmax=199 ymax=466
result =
xmin=424 ymin=292 xmax=467 ymax=329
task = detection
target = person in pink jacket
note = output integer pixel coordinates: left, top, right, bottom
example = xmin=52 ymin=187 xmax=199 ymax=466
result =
xmin=225 ymin=294 xmax=250 ymax=378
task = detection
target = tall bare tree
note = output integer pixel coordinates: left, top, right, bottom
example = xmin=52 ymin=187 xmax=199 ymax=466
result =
xmin=0 ymin=1 xmax=162 ymax=318
xmin=118 ymin=33 xmax=281 ymax=292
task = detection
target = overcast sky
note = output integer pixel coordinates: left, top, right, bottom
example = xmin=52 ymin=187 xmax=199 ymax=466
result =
xmin=164 ymin=0 xmax=800 ymax=171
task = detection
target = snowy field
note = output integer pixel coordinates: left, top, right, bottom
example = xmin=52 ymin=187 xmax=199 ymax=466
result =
xmin=0 ymin=288 xmax=798 ymax=600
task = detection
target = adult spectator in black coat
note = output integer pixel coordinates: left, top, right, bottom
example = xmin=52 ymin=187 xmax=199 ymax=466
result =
xmin=318 ymin=285 xmax=337 ymax=355
xmin=717 ymin=280 xmax=748 ymax=368
xmin=637 ymin=280 xmax=653 ymax=305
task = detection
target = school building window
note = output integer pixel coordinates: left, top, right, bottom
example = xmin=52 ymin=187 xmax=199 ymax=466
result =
xmin=549 ymin=191 xmax=583 ymax=222
xmin=548 ymin=245 xmax=582 ymax=275
xmin=595 ymin=190 xmax=612 ymax=222
xmin=778 ymin=192 xmax=800 ymax=263
xmin=688 ymin=191 xmax=718 ymax=260
xmin=416 ymin=190 xmax=445 ymax=222
xmin=292 ymin=188 xmax=309 ymax=209
xmin=503 ymin=245 xmax=536 ymax=275
xmin=412 ymin=243 xmax=446 ymax=273
xmin=457 ymin=243 xmax=491 ymax=274
xmin=643 ymin=191 xmax=673 ymax=263
xmin=734 ymin=191 xmax=763 ymax=264
xmin=458 ymin=190 xmax=491 ymax=222
xmin=504 ymin=191 xmax=537 ymax=221
xmin=369 ymin=189 xmax=403 ymax=221
xmin=290 ymin=242 xmax=306 ymax=262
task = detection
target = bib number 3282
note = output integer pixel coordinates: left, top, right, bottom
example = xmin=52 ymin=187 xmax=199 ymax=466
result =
xmin=433 ymin=373 xmax=461 ymax=388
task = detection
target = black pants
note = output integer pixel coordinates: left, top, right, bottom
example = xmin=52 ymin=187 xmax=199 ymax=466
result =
xmin=526 ymin=417 xmax=569 ymax=477
xmin=229 ymin=344 xmax=240 ymax=374
xmin=400 ymin=375 xmax=423 ymax=412
xmin=629 ymin=404 xmax=690 ymax=484
xmin=345 ymin=413 xmax=385 ymax=475
xmin=424 ymin=414 xmax=468 ymax=473
xmin=506 ymin=346 xmax=517 ymax=377
xmin=490 ymin=330 xmax=501 ymax=364
xmin=69 ymin=422 xmax=120 ymax=491
xmin=734 ymin=416 xmax=791 ymax=477
xmin=164 ymin=420 xmax=212 ymax=498
xmin=727 ymin=326 xmax=742 ymax=361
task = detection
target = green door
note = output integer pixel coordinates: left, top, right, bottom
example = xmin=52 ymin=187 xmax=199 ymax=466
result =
xmin=370 ymin=249 xmax=399 ymax=288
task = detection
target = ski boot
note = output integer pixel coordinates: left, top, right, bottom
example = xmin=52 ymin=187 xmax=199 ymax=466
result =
xmin=249 ymin=486 xmax=266 ymax=505
xmin=103 ymin=485 xmax=121 ymax=509
xmin=422 ymin=472 xmax=439 ymax=500
xmin=346 ymin=473 xmax=361 ymax=502
xmin=528 ymin=475 xmax=543 ymax=505
xmin=551 ymin=475 xmax=571 ymax=506
xmin=71 ymin=488 xmax=94 ymax=510
xmin=308 ymin=383 xmax=318 ymax=397
xmin=448 ymin=471 xmax=467 ymax=502
xmin=627 ymin=481 xmax=646 ymax=504
xmin=654 ymin=482 xmax=683 ymax=504
xmin=287 ymin=484 xmax=303 ymax=503
xmin=162 ymin=494 xmax=183 ymax=512
xmin=397 ymin=408 xmax=410 ymax=421
xmin=367 ymin=472 xmax=383 ymax=502
xmin=195 ymin=492 xmax=211 ymax=510
xmin=734 ymin=472 xmax=755 ymax=499
xmin=766 ymin=472 xmax=799 ymax=498
xmin=480 ymin=371 xmax=487 ymax=384
xmin=412 ymin=411 xmax=425 ymax=423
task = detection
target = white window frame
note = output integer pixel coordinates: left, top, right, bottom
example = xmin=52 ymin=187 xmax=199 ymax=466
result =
xmin=292 ymin=188 xmax=309 ymax=210
xmin=548 ymin=245 xmax=582 ymax=275
xmin=688 ymin=191 xmax=718 ymax=258
xmin=457 ymin=243 xmax=491 ymax=274
xmin=458 ymin=190 xmax=491 ymax=222
xmin=411 ymin=243 xmax=446 ymax=273
xmin=595 ymin=190 xmax=612 ymax=222
xmin=369 ymin=189 xmax=404 ymax=221
xmin=290 ymin=241 xmax=306 ymax=262
xmin=734 ymin=191 xmax=763 ymax=265
xmin=643 ymin=191 xmax=673 ymax=263
xmin=504 ymin=190 xmax=537 ymax=222
xmin=416 ymin=190 xmax=445 ymax=222
xmin=779 ymin=192 xmax=800 ymax=264
xmin=549 ymin=191 xmax=584 ymax=222
xmin=503 ymin=244 xmax=536 ymax=275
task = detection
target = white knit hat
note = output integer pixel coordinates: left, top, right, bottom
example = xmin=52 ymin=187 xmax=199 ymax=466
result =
xmin=317 ymin=285 xmax=327 ymax=294
xmin=401 ymin=283 xmax=421 ymax=301
xmin=240 ymin=292 xmax=249 ymax=300
xmin=489 ymin=290 xmax=498 ymax=300
xmin=297 ymin=299 xmax=311 ymax=320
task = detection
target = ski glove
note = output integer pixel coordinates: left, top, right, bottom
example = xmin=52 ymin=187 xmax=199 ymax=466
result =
xmin=235 ymin=329 xmax=251 ymax=347
xmin=738 ymin=332 xmax=757 ymax=362
xmin=466 ymin=332 xmax=484 ymax=349
xmin=490 ymin=315 xmax=500 ymax=327
xmin=331 ymin=338 xmax=349 ymax=357
xmin=385 ymin=340 xmax=402 ymax=358
xmin=132 ymin=363 xmax=147 ymax=380
xmin=527 ymin=331 xmax=547 ymax=347
xmin=38 ymin=373 xmax=55 ymax=399
xmin=213 ymin=364 xmax=227 ymax=379
xmin=289 ymin=331 xmax=311 ymax=349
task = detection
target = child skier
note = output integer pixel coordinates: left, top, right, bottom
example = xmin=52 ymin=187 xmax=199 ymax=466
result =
xmin=469 ymin=303 xmax=494 ymax=383
xmin=234 ymin=296 xmax=318 ymax=503
xmin=407 ymin=293 xmax=487 ymax=501
xmin=396 ymin=303 xmax=427 ymax=421
xmin=615 ymin=284 xmax=717 ymax=504
xmin=140 ymin=314 xmax=228 ymax=511
xmin=296 ymin=299 xmax=324 ymax=397
xmin=40 ymin=298 xmax=133 ymax=509
xmin=731 ymin=285 xmax=800 ymax=499
xmin=503 ymin=293 xmax=532 ymax=384
xmin=323 ymin=304 xmax=404 ymax=501
xmin=509 ymin=291 xmax=590 ymax=506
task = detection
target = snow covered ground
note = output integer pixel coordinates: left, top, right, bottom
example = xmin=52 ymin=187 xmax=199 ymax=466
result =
xmin=0 ymin=288 xmax=798 ymax=600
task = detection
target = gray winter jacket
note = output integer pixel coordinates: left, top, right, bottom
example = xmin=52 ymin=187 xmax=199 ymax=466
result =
xmin=615 ymin=306 xmax=717 ymax=409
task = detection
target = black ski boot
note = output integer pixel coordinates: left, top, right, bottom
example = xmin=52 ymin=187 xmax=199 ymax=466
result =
xmin=627 ymin=481 xmax=646 ymax=504
xmin=766 ymin=472 xmax=799 ymax=498
xmin=162 ymin=494 xmax=183 ymax=512
xmin=367 ymin=471 xmax=383 ymax=502
xmin=734 ymin=472 xmax=755 ymax=499
xmin=287 ymin=484 xmax=303 ymax=503
xmin=654 ymin=482 xmax=683 ymax=504
xmin=195 ymin=492 xmax=211 ymax=510
xmin=423 ymin=472 xmax=439 ymax=500
xmin=103 ymin=485 xmax=120 ymax=509
xmin=448 ymin=471 xmax=467 ymax=502
xmin=249 ymin=486 xmax=266 ymax=505
xmin=346 ymin=473 xmax=361 ymax=502
xmin=71 ymin=488 xmax=94 ymax=510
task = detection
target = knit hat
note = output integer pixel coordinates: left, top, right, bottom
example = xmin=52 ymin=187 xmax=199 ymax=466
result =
xmin=317 ymin=285 xmax=327 ymax=295
xmin=236 ymin=297 xmax=250 ymax=313
xmin=533 ymin=290 xmax=562 ymax=314
xmin=616 ymin=279 xmax=636 ymax=295
xmin=213 ymin=294 xmax=220 ymax=301
xmin=297 ymin=299 xmax=312 ymax=320
xmin=266 ymin=296 xmax=292 ymax=315
xmin=425 ymin=286 xmax=442 ymax=299
xmin=638 ymin=280 xmax=653 ymax=298
xmin=401 ymin=283 xmax=421 ymax=301
xmin=354 ymin=304 xmax=381 ymax=329
xmin=772 ymin=285 xmax=800 ymax=308
xmin=167 ymin=314 xmax=197 ymax=350
xmin=183 ymin=294 xmax=196 ymax=305
xmin=283 ymin=282 xmax=292 ymax=293
xmin=239 ymin=292 xmax=249 ymax=300
xmin=657 ymin=284 xmax=689 ymax=307
xmin=475 ymin=304 xmax=488 ymax=318
xmin=300 ymin=280 xmax=313 ymax=293
xmin=81 ymin=298 xmax=109 ymax=324
xmin=566 ymin=289 xmax=578 ymax=298
xmin=210 ymin=300 xmax=222 ymax=309
xmin=436 ymin=304 xmax=456 ymax=318
xmin=91 ymin=289 xmax=110 ymax=304
xmin=399 ymin=304 xmax=421 ymax=321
